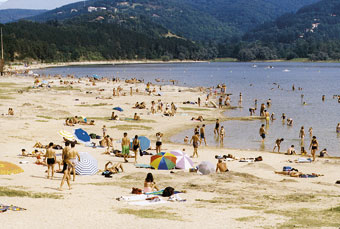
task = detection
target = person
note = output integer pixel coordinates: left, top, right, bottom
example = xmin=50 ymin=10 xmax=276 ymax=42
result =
xmin=102 ymin=125 xmax=107 ymax=137
xmin=59 ymin=156 xmax=72 ymax=191
xmin=214 ymin=119 xmax=220 ymax=135
xmin=309 ymin=127 xmax=313 ymax=138
xmin=155 ymin=132 xmax=163 ymax=154
xmin=299 ymin=126 xmax=305 ymax=139
xmin=191 ymin=116 xmax=204 ymax=122
xmin=292 ymin=84 xmax=295 ymax=91
xmin=122 ymin=132 xmax=130 ymax=163
xmin=266 ymin=98 xmax=272 ymax=107
xmin=62 ymin=142 xmax=70 ymax=173
xmin=259 ymin=124 xmax=266 ymax=142
xmin=309 ymin=136 xmax=319 ymax=162
xmin=270 ymin=113 xmax=275 ymax=121
xmin=8 ymin=108 xmax=14 ymax=115
xmin=281 ymin=113 xmax=286 ymax=124
xmin=216 ymin=159 xmax=229 ymax=173
xmin=132 ymin=135 xmax=140 ymax=164
xmin=322 ymin=95 xmax=325 ymax=101
xmin=104 ymin=161 xmax=124 ymax=174
xmin=220 ymin=126 xmax=225 ymax=144
xmin=301 ymin=94 xmax=304 ymax=103
xmin=287 ymin=118 xmax=293 ymax=126
xmin=286 ymin=145 xmax=296 ymax=155
xmin=238 ymin=93 xmax=242 ymax=106
xmin=68 ymin=142 xmax=80 ymax=181
xmin=260 ymin=104 xmax=266 ymax=116
xmin=163 ymin=108 xmax=170 ymax=116
xmin=264 ymin=110 xmax=270 ymax=124
xmin=133 ymin=113 xmax=140 ymax=120
xmin=319 ymin=148 xmax=329 ymax=157
xmin=336 ymin=123 xmax=340 ymax=133
xmin=45 ymin=142 xmax=56 ymax=179
xmin=273 ymin=138 xmax=284 ymax=152
xmin=151 ymin=101 xmax=156 ymax=114
xmin=184 ymin=136 xmax=189 ymax=144
xmin=21 ymin=149 xmax=27 ymax=156
xmin=249 ymin=107 xmax=256 ymax=116
xmin=200 ymin=124 xmax=207 ymax=146
xmin=190 ymin=132 xmax=201 ymax=158
xmin=110 ymin=112 xmax=118 ymax=120
xmin=130 ymin=87 xmax=133 ymax=96
xmin=218 ymin=96 xmax=223 ymax=109
xmin=144 ymin=173 xmax=159 ymax=193
xmin=198 ymin=97 xmax=201 ymax=107
xmin=300 ymin=146 xmax=307 ymax=155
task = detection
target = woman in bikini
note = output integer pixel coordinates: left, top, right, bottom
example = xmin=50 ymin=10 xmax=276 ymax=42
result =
xmin=132 ymin=135 xmax=140 ymax=164
xmin=309 ymin=136 xmax=319 ymax=162
xmin=144 ymin=173 xmax=159 ymax=193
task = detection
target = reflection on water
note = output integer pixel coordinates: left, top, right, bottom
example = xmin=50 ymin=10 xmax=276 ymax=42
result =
xmin=36 ymin=62 xmax=340 ymax=156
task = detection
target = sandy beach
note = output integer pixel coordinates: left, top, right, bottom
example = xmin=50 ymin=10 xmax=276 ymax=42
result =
xmin=0 ymin=74 xmax=340 ymax=228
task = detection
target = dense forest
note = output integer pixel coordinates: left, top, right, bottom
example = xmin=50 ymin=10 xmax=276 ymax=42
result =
xmin=0 ymin=9 xmax=47 ymax=24
xmin=2 ymin=0 xmax=340 ymax=62
xmin=1 ymin=20 xmax=217 ymax=62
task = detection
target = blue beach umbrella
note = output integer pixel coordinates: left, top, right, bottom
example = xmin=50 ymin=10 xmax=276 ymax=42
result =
xmin=92 ymin=74 xmax=100 ymax=79
xmin=74 ymin=128 xmax=91 ymax=143
xmin=75 ymin=152 xmax=98 ymax=176
xmin=113 ymin=107 xmax=123 ymax=112
xmin=130 ymin=136 xmax=151 ymax=151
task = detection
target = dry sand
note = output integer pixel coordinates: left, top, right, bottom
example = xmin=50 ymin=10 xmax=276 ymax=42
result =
xmin=0 ymin=74 xmax=340 ymax=228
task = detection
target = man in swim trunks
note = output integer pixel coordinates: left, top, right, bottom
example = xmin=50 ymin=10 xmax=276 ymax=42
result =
xmin=220 ymin=126 xmax=225 ymax=144
xmin=45 ymin=142 xmax=56 ymax=179
xmin=218 ymin=96 xmax=223 ymax=109
xmin=122 ymin=132 xmax=130 ymax=163
xmin=67 ymin=142 xmax=80 ymax=181
xmin=200 ymin=124 xmax=207 ymax=146
xmin=216 ymin=159 xmax=229 ymax=173
xmin=62 ymin=142 xmax=70 ymax=173
xmin=259 ymin=124 xmax=266 ymax=143
xmin=190 ymin=132 xmax=201 ymax=158
xmin=214 ymin=119 xmax=220 ymax=135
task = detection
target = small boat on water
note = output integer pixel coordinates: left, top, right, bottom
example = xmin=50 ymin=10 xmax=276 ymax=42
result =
xmin=283 ymin=69 xmax=290 ymax=72
xmin=252 ymin=64 xmax=257 ymax=68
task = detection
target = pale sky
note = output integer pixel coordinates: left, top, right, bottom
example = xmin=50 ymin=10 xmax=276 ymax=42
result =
xmin=0 ymin=0 xmax=82 ymax=10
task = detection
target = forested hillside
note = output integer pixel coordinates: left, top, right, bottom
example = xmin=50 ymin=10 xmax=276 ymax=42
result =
xmin=0 ymin=9 xmax=47 ymax=23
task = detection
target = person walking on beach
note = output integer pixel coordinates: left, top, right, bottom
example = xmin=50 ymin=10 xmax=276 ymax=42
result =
xmin=132 ymin=135 xmax=140 ymax=164
xmin=102 ymin=125 xmax=107 ymax=137
xmin=156 ymin=132 xmax=163 ymax=154
xmin=68 ymin=142 xmax=80 ymax=181
xmin=198 ymin=97 xmax=201 ymax=107
xmin=309 ymin=136 xmax=319 ymax=162
xmin=62 ymin=142 xmax=70 ymax=173
xmin=59 ymin=150 xmax=72 ymax=191
xmin=259 ymin=124 xmax=266 ymax=143
xmin=214 ymin=119 xmax=220 ymax=135
xmin=122 ymin=132 xmax=130 ymax=163
xmin=200 ymin=124 xmax=207 ymax=146
xmin=190 ymin=132 xmax=201 ymax=158
xmin=45 ymin=142 xmax=56 ymax=179
xmin=220 ymin=126 xmax=225 ymax=144
xmin=273 ymin=138 xmax=284 ymax=152
xmin=309 ymin=127 xmax=313 ymax=138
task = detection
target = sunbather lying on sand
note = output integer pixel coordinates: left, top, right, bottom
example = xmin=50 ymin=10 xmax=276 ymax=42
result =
xmin=104 ymin=161 xmax=124 ymax=174
xmin=33 ymin=142 xmax=46 ymax=148
xmin=191 ymin=116 xmax=204 ymax=122
xmin=275 ymin=170 xmax=323 ymax=177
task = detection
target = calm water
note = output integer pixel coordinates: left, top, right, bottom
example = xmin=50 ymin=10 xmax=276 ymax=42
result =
xmin=36 ymin=62 xmax=340 ymax=156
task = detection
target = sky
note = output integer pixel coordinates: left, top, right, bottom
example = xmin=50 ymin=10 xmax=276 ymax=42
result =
xmin=0 ymin=0 xmax=81 ymax=9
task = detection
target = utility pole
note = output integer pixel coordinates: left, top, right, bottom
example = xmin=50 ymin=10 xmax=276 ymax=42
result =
xmin=0 ymin=27 xmax=4 ymax=76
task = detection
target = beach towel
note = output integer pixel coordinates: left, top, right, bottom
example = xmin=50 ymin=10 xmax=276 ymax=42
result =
xmin=0 ymin=204 xmax=26 ymax=212
xmin=135 ymin=164 xmax=152 ymax=168
xmin=239 ymin=158 xmax=255 ymax=163
xmin=117 ymin=194 xmax=156 ymax=201
xmin=296 ymin=158 xmax=312 ymax=163
xmin=128 ymin=199 xmax=168 ymax=206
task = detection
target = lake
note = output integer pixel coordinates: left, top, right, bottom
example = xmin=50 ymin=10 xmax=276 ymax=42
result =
xmin=36 ymin=62 xmax=340 ymax=156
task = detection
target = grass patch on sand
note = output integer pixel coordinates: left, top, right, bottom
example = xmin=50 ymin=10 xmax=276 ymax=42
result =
xmin=118 ymin=208 xmax=181 ymax=221
xmin=235 ymin=216 xmax=264 ymax=222
xmin=36 ymin=115 xmax=54 ymax=119
xmin=76 ymin=103 xmax=109 ymax=107
xmin=36 ymin=120 xmax=49 ymax=122
xmin=52 ymin=86 xmax=80 ymax=91
xmin=263 ymin=193 xmax=317 ymax=203
xmin=0 ymin=187 xmax=62 ymax=199
xmin=110 ymin=125 xmax=152 ymax=131
xmin=0 ymin=95 xmax=14 ymax=99
xmin=266 ymin=207 xmax=340 ymax=228
xmin=179 ymin=107 xmax=210 ymax=111
xmin=86 ymin=116 xmax=110 ymax=120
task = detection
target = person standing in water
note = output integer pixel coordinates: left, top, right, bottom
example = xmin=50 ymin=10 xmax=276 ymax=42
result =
xmin=220 ymin=126 xmax=225 ymax=144
xmin=322 ymin=95 xmax=325 ymax=101
xmin=260 ymin=103 xmax=266 ymax=116
xmin=299 ymin=126 xmax=305 ymax=139
xmin=264 ymin=110 xmax=270 ymax=125
xmin=190 ymin=132 xmax=201 ymax=158
xmin=200 ymin=124 xmax=207 ymax=146
xmin=238 ymin=93 xmax=242 ymax=106
xmin=309 ymin=136 xmax=319 ymax=162
xmin=281 ymin=113 xmax=286 ymax=124
xmin=214 ymin=119 xmax=220 ymax=135
xmin=309 ymin=127 xmax=313 ymax=138
xmin=259 ymin=124 xmax=266 ymax=143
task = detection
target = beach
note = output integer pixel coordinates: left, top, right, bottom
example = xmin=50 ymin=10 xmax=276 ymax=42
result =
xmin=1 ymin=74 xmax=340 ymax=228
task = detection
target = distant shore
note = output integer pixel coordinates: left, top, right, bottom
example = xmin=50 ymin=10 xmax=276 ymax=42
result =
xmin=4 ymin=59 xmax=207 ymax=72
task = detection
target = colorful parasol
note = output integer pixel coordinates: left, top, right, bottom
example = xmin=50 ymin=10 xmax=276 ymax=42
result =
xmin=150 ymin=152 xmax=177 ymax=170
xmin=58 ymin=130 xmax=75 ymax=141
xmin=0 ymin=161 xmax=24 ymax=175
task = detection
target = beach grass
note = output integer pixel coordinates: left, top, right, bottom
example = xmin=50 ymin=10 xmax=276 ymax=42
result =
xmin=36 ymin=120 xmax=49 ymax=122
xmin=76 ymin=103 xmax=109 ymax=107
xmin=124 ymin=119 xmax=156 ymax=123
xmin=118 ymin=208 xmax=181 ymax=221
xmin=0 ymin=186 xmax=62 ymax=199
xmin=110 ymin=124 xmax=152 ymax=131
xmin=0 ymin=82 xmax=17 ymax=87
xmin=86 ymin=116 xmax=110 ymax=120
xmin=52 ymin=86 xmax=81 ymax=91
xmin=179 ymin=107 xmax=210 ymax=111
xmin=0 ymin=95 xmax=15 ymax=99
xmin=36 ymin=115 xmax=54 ymax=119
xmin=235 ymin=216 xmax=264 ymax=222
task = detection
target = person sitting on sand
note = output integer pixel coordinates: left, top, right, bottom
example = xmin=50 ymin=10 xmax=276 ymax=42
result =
xmin=319 ymin=148 xmax=329 ymax=158
xmin=163 ymin=108 xmax=170 ymax=116
xmin=286 ymin=145 xmax=296 ymax=155
xmin=300 ymin=146 xmax=307 ymax=155
xmin=139 ymin=102 xmax=146 ymax=109
xmin=337 ymin=123 xmax=340 ymax=133
xmin=216 ymin=159 xmax=229 ymax=173
xmin=144 ymin=173 xmax=159 ymax=193
xmin=8 ymin=108 xmax=14 ymax=115
xmin=104 ymin=161 xmax=124 ymax=174
xmin=33 ymin=142 xmax=44 ymax=148
xmin=35 ymin=153 xmax=46 ymax=166
xmin=65 ymin=118 xmax=74 ymax=126
xmin=133 ymin=113 xmax=140 ymax=120
xmin=110 ymin=112 xmax=118 ymax=120
xmin=134 ymin=102 xmax=140 ymax=109
xmin=21 ymin=149 xmax=27 ymax=156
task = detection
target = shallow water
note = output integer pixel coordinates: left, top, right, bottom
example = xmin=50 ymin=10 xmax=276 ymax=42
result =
xmin=36 ymin=62 xmax=340 ymax=156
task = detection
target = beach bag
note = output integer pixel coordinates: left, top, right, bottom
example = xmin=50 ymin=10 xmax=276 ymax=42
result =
xmin=89 ymin=133 xmax=97 ymax=139
xmin=139 ymin=148 xmax=143 ymax=157
xmin=336 ymin=180 xmax=340 ymax=184
xmin=162 ymin=187 xmax=174 ymax=197
xmin=131 ymin=188 xmax=142 ymax=195
xmin=255 ymin=156 xmax=263 ymax=161
xmin=283 ymin=166 xmax=292 ymax=171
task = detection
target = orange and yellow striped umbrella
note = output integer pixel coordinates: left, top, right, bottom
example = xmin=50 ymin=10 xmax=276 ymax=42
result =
xmin=0 ymin=161 xmax=24 ymax=175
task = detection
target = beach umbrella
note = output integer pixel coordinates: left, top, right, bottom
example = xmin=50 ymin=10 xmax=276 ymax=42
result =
xmin=75 ymin=152 xmax=98 ymax=176
xmin=170 ymin=150 xmax=194 ymax=170
xmin=74 ymin=128 xmax=91 ymax=143
xmin=80 ymin=116 xmax=87 ymax=123
xmin=58 ymin=130 xmax=75 ymax=141
xmin=113 ymin=107 xmax=123 ymax=112
xmin=197 ymin=161 xmax=215 ymax=175
xmin=0 ymin=161 xmax=24 ymax=175
xmin=150 ymin=152 xmax=177 ymax=170
xmin=130 ymin=136 xmax=151 ymax=152
xmin=92 ymin=74 xmax=100 ymax=79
